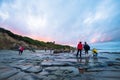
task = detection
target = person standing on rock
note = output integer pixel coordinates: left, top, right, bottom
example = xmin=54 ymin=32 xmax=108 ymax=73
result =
xmin=19 ymin=46 xmax=24 ymax=55
xmin=76 ymin=42 xmax=83 ymax=57
xmin=84 ymin=42 xmax=90 ymax=56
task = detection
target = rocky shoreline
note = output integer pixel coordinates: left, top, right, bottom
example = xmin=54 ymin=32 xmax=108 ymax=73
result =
xmin=0 ymin=50 xmax=120 ymax=80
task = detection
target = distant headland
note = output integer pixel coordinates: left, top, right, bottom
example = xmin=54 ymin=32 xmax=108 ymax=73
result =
xmin=0 ymin=27 xmax=74 ymax=51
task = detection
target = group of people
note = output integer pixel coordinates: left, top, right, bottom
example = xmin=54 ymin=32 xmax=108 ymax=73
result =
xmin=76 ymin=41 xmax=98 ymax=58
xmin=18 ymin=42 xmax=98 ymax=57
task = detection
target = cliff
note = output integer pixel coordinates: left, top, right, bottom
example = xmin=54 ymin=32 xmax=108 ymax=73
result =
xmin=0 ymin=27 xmax=72 ymax=50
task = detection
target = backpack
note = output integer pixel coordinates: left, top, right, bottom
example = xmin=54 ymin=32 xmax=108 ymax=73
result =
xmin=87 ymin=45 xmax=90 ymax=50
xmin=84 ymin=45 xmax=90 ymax=50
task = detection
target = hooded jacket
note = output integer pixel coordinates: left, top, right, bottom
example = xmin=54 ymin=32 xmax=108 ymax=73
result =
xmin=77 ymin=43 xmax=83 ymax=50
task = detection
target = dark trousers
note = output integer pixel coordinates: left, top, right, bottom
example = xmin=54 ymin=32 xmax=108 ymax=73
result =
xmin=19 ymin=50 xmax=23 ymax=55
xmin=76 ymin=49 xmax=82 ymax=57
xmin=85 ymin=50 xmax=88 ymax=54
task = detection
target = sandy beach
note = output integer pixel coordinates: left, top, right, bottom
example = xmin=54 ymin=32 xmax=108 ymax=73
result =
xmin=0 ymin=50 xmax=120 ymax=80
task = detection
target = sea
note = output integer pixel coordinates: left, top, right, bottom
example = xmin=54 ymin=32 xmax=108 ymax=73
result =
xmin=90 ymin=41 xmax=120 ymax=52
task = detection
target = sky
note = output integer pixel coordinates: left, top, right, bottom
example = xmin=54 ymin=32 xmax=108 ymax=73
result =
xmin=0 ymin=0 xmax=120 ymax=46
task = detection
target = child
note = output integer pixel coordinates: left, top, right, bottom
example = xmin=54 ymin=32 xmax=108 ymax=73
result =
xmin=19 ymin=46 xmax=24 ymax=55
xmin=92 ymin=48 xmax=98 ymax=58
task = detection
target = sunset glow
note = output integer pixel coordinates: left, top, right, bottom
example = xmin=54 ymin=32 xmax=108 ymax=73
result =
xmin=0 ymin=0 xmax=120 ymax=46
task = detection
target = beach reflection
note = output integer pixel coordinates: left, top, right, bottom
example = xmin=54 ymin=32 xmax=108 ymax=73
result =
xmin=76 ymin=57 xmax=82 ymax=63
xmin=93 ymin=57 xmax=98 ymax=64
xmin=76 ymin=56 xmax=90 ymax=74
xmin=85 ymin=57 xmax=89 ymax=65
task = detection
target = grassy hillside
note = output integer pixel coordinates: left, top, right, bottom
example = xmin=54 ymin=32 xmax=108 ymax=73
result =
xmin=0 ymin=27 xmax=73 ymax=50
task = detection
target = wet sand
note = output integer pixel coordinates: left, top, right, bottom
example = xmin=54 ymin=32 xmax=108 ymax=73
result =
xmin=0 ymin=50 xmax=120 ymax=80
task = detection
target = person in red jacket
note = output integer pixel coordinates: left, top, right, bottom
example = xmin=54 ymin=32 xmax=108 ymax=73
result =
xmin=76 ymin=42 xmax=83 ymax=57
